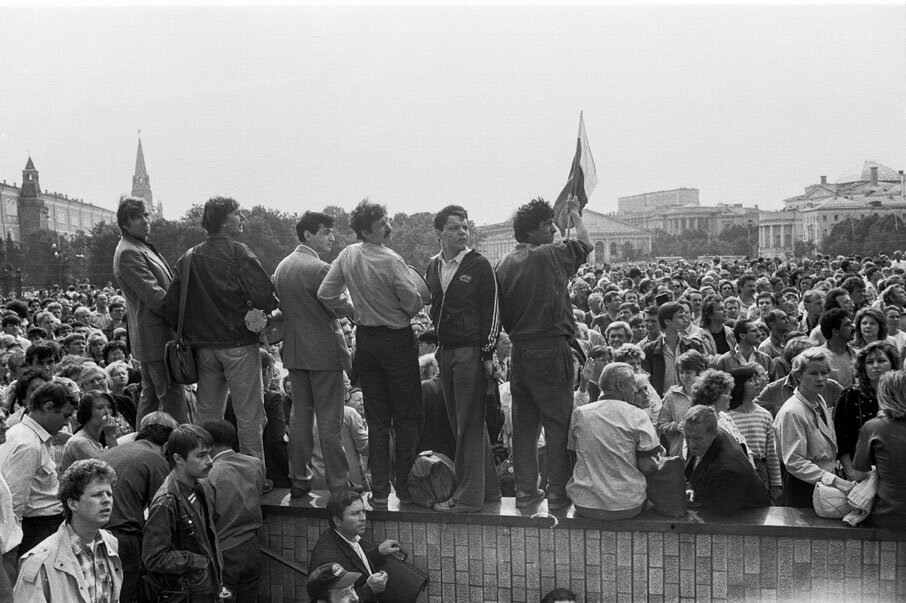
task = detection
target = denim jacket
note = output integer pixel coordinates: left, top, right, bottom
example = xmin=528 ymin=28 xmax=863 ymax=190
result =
xmin=163 ymin=234 xmax=279 ymax=348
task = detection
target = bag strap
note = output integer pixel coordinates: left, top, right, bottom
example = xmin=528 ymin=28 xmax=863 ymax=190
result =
xmin=176 ymin=248 xmax=194 ymax=341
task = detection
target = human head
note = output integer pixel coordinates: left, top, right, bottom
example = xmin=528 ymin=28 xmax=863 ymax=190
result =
xmin=512 ymin=198 xmax=555 ymax=244
xmin=683 ymin=405 xmax=719 ymax=457
xmin=134 ymin=422 xmax=176 ymax=447
xmin=307 ymin=563 xmax=362 ymax=603
xmin=854 ymin=307 xmax=888 ymax=347
xmin=763 ymin=309 xmax=791 ymax=338
xmin=164 ymin=424 xmax=214 ymax=474
xmin=732 ymin=319 xmax=762 ymax=347
xmin=201 ymin=196 xmax=241 ymax=234
xmin=597 ymin=362 xmax=636 ymax=402
xmin=605 ymin=320 xmax=632 ymax=348
xmin=855 ymin=341 xmax=899 ymax=388
xmin=611 ymin=343 xmax=645 ymax=372
xmin=74 ymin=390 xmax=115 ymax=430
xmin=26 ymin=340 xmax=58 ymax=374
xmin=877 ymin=371 xmax=906 ymax=421
xmin=656 ymin=301 xmax=687 ymax=331
xmin=677 ymin=349 xmax=708 ymax=390
xmin=728 ymin=364 xmax=767 ymax=409
xmin=201 ymin=419 xmax=238 ymax=450
xmin=58 ymin=458 xmax=116 ymax=523
xmin=10 ymin=367 xmax=51 ymax=410
xmin=27 ymin=381 xmax=76 ymax=435
xmin=824 ymin=287 xmax=853 ymax=314
xmin=78 ymin=365 xmax=111 ymax=393
xmin=138 ymin=410 xmax=180 ymax=431
xmin=326 ymin=488 xmax=366 ymax=533
xmin=296 ymin=211 xmax=336 ymax=255
xmin=349 ymin=199 xmax=389 ymax=242
xmin=102 ymin=340 xmax=128 ymax=365
xmin=434 ymin=204 xmax=470 ymax=257
xmin=691 ymin=369 xmax=734 ymax=412
xmin=117 ymin=196 xmax=150 ymax=237
xmin=819 ymin=307 xmax=853 ymax=341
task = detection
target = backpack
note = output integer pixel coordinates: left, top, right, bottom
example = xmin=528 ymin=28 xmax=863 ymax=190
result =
xmin=407 ymin=451 xmax=457 ymax=508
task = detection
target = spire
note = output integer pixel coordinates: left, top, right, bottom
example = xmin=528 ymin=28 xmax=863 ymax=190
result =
xmin=20 ymin=156 xmax=41 ymax=199
xmin=24 ymin=156 xmax=35 ymax=171
xmin=134 ymin=134 xmax=148 ymax=178
xmin=131 ymin=132 xmax=154 ymax=212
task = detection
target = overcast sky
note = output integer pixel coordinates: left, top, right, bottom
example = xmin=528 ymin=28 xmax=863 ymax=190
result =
xmin=0 ymin=4 xmax=904 ymax=226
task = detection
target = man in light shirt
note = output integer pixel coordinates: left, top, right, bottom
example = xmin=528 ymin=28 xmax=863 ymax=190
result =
xmin=318 ymin=200 xmax=424 ymax=509
xmin=0 ymin=381 xmax=75 ymax=557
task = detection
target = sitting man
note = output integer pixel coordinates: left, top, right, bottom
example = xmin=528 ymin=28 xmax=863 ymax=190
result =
xmin=14 ymin=459 xmax=123 ymax=602
xmin=307 ymin=563 xmax=362 ymax=603
xmin=683 ymin=405 xmax=771 ymax=514
xmin=308 ymin=489 xmax=404 ymax=602
xmin=567 ymin=363 xmax=662 ymax=520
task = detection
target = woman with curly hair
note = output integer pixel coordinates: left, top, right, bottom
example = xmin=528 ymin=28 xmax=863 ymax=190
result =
xmin=728 ymin=364 xmax=782 ymax=500
xmin=691 ymin=368 xmax=749 ymax=454
xmin=853 ymin=307 xmax=895 ymax=351
xmin=834 ymin=340 xmax=900 ymax=479
xmin=852 ymin=371 xmax=906 ymax=530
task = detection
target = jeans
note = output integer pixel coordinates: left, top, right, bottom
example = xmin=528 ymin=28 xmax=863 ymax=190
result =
xmin=510 ymin=337 xmax=574 ymax=497
xmin=354 ymin=326 xmax=423 ymax=499
xmin=195 ymin=345 xmax=266 ymax=463
xmin=137 ymin=359 xmax=189 ymax=425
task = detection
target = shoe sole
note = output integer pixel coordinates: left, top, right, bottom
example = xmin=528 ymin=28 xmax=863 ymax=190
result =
xmin=515 ymin=496 xmax=545 ymax=509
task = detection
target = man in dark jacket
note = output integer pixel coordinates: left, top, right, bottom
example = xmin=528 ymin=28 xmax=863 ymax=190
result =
xmin=425 ymin=205 xmax=501 ymax=513
xmin=163 ymin=197 xmax=278 ymax=464
xmin=683 ymin=406 xmax=771 ymax=514
xmin=641 ymin=302 xmax=706 ymax=396
xmin=495 ymin=196 xmax=591 ymax=511
xmin=308 ymin=489 xmax=404 ymax=602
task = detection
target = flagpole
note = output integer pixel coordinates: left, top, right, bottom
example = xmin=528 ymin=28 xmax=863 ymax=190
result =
xmin=565 ymin=111 xmax=583 ymax=240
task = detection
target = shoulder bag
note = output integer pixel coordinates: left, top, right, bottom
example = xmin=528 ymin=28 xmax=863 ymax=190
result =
xmin=165 ymin=248 xmax=198 ymax=386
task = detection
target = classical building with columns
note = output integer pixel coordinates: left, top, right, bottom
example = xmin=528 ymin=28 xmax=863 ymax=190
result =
xmin=617 ymin=187 xmax=758 ymax=236
xmin=759 ymin=160 xmax=906 ymax=257
xmin=478 ymin=208 xmax=651 ymax=266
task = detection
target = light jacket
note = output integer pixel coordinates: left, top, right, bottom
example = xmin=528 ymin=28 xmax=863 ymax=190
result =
xmin=14 ymin=523 xmax=123 ymax=603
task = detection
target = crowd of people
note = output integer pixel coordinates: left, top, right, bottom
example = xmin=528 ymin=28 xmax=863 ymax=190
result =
xmin=0 ymin=190 xmax=904 ymax=601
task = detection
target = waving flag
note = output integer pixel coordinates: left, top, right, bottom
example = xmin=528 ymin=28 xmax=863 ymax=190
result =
xmin=553 ymin=111 xmax=597 ymax=233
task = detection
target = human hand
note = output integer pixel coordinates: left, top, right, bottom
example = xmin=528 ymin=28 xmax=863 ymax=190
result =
xmin=566 ymin=194 xmax=581 ymax=217
xmin=367 ymin=570 xmax=388 ymax=593
xmin=834 ymin=477 xmax=855 ymax=494
xmin=101 ymin=414 xmax=117 ymax=439
xmin=378 ymin=539 xmax=401 ymax=556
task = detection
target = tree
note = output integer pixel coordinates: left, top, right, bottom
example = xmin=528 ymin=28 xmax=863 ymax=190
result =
xmin=386 ymin=212 xmax=438 ymax=270
xmin=717 ymin=223 xmax=758 ymax=257
xmin=87 ymin=222 xmax=122 ymax=287
xmin=821 ymin=213 xmax=906 ymax=257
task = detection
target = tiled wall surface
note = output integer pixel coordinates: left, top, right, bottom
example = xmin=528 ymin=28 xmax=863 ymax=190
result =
xmin=260 ymin=513 xmax=906 ymax=602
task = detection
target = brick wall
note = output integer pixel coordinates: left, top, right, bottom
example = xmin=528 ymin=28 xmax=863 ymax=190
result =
xmin=259 ymin=506 xmax=906 ymax=603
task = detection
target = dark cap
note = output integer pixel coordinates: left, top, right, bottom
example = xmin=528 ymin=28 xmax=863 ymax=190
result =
xmin=307 ymin=563 xmax=361 ymax=600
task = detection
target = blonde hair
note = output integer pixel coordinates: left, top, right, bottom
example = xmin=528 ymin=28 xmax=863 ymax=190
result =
xmin=877 ymin=371 xmax=906 ymax=421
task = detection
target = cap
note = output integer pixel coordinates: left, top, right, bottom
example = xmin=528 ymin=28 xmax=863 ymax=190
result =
xmin=307 ymin=563 xmax=362 ymax=600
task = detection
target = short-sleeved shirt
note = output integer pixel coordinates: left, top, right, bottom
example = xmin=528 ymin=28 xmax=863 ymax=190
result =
xmin=853 ymin=416 xmax=906 ymax=530
xmin=567 ymin=398 xmax=660 ymax=511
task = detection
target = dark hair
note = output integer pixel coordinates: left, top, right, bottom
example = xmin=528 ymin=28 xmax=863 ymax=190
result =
xmin=853 ymin=307 xmax=888 ymax=348
xmin=433 ymin=205 xmax=468 ymax=231
xmin=736 ymin=274 xmax=755 ymax=289
xmin=824 ymin=287 xmax=849 ymax=312
xmin=5 ymin=300 xmax=28 ymax=320
xmin=108 ymin=300 xmax=125 ymax=312
xmin=75 ymin=390 xmax=116 ymax=429
xmin=26 ymin=341 xmax=59 ymax=366
xmin=102 ymin=340 xmax=128 ymax=363
xmin=135 ymin=423 xmax=175 ymax=446
xmin=700 ymin=294 xmax=723 ymax=326
xmin=732 ymin=319 xmax=757 ymax=341
xmin=656 ymin=301 xmax=684 ymax=329
xmin=59 ymin=458 xmax=116 ymax=521
xmin=541 ymin=587 xmax=577 ymax=603
xmin=763 ymin=309 xmax=788 ymax=329
xmin=512 ymin=198 xmax=554 ymax=243
xmin=691 ymin=369 xmax=734 ymax=407
xmin=416 ymin=330 xmax=439 ymax=346
xmin=201 ymin=419 xmax=238 ymax=449
xmin=1 ymin=314 xmax=21 ymax=328
xmin=296 ymin=211 xmax=335 ymax=243
xmin=164 ymin=424 xmax=214 ymax=469
xmin=8 ymin=367 xmax=51 ymax=411
xmin=841 ymin=275 xmax=866 ymax=294
xmin=201 ymin=197 xmax=240 ymax=234
xmin=61 ymin=332 xmax=86 ymax=349
xmin=855 ymin=340 xmax=900 ymax=389
xmin=326 ymin=488 xmax=364 ymax=529
xmin=25 ymin=327 xmax=47 ymax=340
xmin=349 ymin=199 xmax=387 ymax=240
xmin=28 ymin=381 xmax=76 ymax=412
xmin=728 ymin=364 xmax=761 ymax=409
xmin=116 ymin=196 xmax=148 ymax=232
xmin=677 ymin=349 xmax=708 ymax=374
xmin=820 ymin=307 xmax=851 ymax=339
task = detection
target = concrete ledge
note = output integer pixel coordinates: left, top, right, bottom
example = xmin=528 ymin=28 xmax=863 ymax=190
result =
xmin=261 ymin=488 xmax=903 ymax=542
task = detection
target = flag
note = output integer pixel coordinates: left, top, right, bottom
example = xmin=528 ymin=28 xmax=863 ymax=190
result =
xmin=553 ymin=111 xmax=597 ymax=234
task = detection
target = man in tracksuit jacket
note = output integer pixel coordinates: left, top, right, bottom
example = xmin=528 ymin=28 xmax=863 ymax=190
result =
xmin=425 ymin=205 xmax=502 ymax=513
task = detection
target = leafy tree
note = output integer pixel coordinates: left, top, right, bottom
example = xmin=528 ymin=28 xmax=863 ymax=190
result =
xmin=86 ymin=222 xmax=122 ymax=287
xmin=717 ymin=223 xmax=758 ymax=257
xmin=387 ymin=212 xmax=438 ymax=270
xmin=821 ymin=213 xmax=906 ymax=257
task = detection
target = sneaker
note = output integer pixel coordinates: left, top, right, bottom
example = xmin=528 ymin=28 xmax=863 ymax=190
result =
xmin=368 ymin=495 xmax=389 ymax=510
xmin=547 ymin=493 xmax=572 ymax=511
xmin=433 ymin=498 xmax=482 ymax=514
xmin=515 ymin=489 xmax=546 ymax=509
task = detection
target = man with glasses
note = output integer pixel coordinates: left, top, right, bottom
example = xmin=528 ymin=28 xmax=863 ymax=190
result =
xmin=710 ymin=319 xmax=774 ymax=375
xmin=163 ymin=198 xmax=278 ymax=467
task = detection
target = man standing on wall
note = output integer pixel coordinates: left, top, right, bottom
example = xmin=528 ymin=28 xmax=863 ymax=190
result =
xmin=495 ymin=195 xmax=591 ymax=510
xmin=426 ymin=205 xmax=501 ymax=513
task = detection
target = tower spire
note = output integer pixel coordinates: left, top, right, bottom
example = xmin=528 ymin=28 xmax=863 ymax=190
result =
xmin=131 ymin=133 xmax=155 ymax=217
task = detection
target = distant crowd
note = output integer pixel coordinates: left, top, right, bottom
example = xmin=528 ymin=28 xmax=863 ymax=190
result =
xmin=0 ymin=192 xmax=905 ymax=602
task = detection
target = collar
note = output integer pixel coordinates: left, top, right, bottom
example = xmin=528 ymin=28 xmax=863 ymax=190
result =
xmin=65 ymin=522 xmax=105 ymax=558
xmin=122 ymin=233 xmax=149 ymax=245
xmin=213 ymin=449 xmax=234 ymax=462
xmin=334 ymin=529 xmax=361 ymax=546
xmin=295 ymin=244 xmax=320 ymax=259
xmin=206 ymin=232 xmax=231 ymax=241
xmin=439 ymin=248 xmax=470 ymax=264
xmin=21 ymin=414 xmax=53 ymax=443
xmin=793 ymin=387 xmax=826 ymax=412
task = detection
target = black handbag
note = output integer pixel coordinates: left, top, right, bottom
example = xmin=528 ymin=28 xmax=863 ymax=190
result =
xmin=165 ymin=248 xmax=197 ymax=387
xmin=380 ymin=553 xmax=429 ymax=603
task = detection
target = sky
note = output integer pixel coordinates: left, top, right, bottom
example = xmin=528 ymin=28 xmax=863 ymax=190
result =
xmin=0 ymin=3 xmax=904 ymax=226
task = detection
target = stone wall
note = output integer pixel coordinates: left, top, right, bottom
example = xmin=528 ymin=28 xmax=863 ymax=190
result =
xmin=258 ymin=493 xmax=906 ymax=602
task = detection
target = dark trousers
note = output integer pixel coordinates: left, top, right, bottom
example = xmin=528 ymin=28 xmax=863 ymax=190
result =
xmin=20 ymin=514 xmax=63 ymax=556
xmin=439 ymin=346 xmax=500 ymax=506
xmin=782 ymin=472 xmax=815 ymax=508
xmin=222 ymin=534 xmax=261 ymax=603
xmin=113 ymin=530 xmax=142 ymax=603
xmin=354 ymin=325 xmax=423 ymax=499
xmin=510 ymin=337 xmax=574 ymax=497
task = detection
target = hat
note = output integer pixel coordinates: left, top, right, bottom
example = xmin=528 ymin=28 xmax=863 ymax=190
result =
xmin=307 ymin=563 xmax=361 ymax=600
